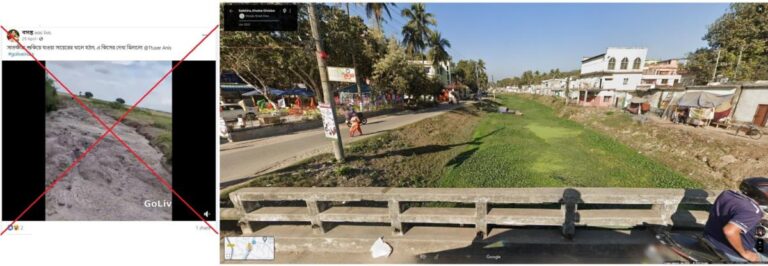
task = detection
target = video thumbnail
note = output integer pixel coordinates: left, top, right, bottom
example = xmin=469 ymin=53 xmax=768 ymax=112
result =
xmin=2 ymin=60 xmax=216 ymax=222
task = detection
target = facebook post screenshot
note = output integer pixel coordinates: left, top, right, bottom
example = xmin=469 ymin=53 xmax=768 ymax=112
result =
xmin=0 ymin=1 xmax=219 ymax=265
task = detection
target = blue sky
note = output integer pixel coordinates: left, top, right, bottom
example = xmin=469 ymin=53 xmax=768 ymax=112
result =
xmin=350 ymin=3 xmax=730 ymax=79
xmin=48 ymin=61 xmax=173 ymax=112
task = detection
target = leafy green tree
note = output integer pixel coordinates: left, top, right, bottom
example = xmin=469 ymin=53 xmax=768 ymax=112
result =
xmin=84 ymin=91 xmax=93 ymax=99
xmin=44 ymin=77 xmax=59 ymax=112
xmin=115 ymin=98 xmax=126 ymax=104
xmin=685 ymin=3 xmax=768 ymax=82
xmin=372 ymin=40 xmax=411 ymax=95
xmin=684 ymin=48 xmax=718 ymax=85
xmin=401 ymin=3 xmax=436 ymax=58
xmin=496 ymin=69 xmax=579 ymax=88
xmin=454 ymin=59 xmax=489 ymax=91
xmin=220 ymin=4 xmax=380 ymax=104
xmin=371 ymin=39 xmax=436 ymax=99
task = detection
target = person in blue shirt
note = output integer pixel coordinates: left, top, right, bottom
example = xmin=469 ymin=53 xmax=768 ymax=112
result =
xmin=704 ymin=177 xmax=768 ymax=263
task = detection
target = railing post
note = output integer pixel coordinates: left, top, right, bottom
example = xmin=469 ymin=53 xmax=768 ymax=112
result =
xmin=653 ymin=201 xmax=678 ymax=226
xmin=388 ymin=199 xmax=403 ymax=235
xmin=475 ymin=199 xmax=488 ymax=238
xmin=229 ymin=193 xmax=253 ymax=234
xmin=305 ymin=199 xmax=325 ymax=234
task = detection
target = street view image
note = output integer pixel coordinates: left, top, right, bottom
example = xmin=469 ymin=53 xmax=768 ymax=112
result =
xmin=219 ymin=3 xmax=768 ymax=263
xmin=45 ymin=61 xmax=173 ymax=220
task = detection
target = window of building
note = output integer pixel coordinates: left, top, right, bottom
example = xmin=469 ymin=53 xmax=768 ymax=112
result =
xmin=623 ymin=78 xmax=629 ymax=85
xmin=620 ymin=58 xmax=628 ymax=70
xmin=661 ymin=79 xmax=668 ymax=84
xmin=604 ymin=96 xmax=612 ymax=102
xmin=632 ymin=58 xmax=641 ymax=69
xmin=608 ymin=58 xmax=616 ymax=70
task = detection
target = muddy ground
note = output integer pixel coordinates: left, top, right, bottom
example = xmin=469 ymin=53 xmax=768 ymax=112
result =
xmin=45 ymin=98 xmax=172 ymax=220
xmin=520 ymin=94 xmax=768 ymax=190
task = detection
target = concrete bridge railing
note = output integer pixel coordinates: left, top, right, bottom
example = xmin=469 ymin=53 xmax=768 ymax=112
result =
xmin=222 ymin=187 xmax=720 ymax=237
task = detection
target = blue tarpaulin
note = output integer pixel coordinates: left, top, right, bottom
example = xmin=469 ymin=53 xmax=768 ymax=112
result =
xmin=241 ymin=88 xmax=286 ymax=97
xmin=283 ymin=88 xmax=315 ymax=97
xmin=338 ymin=84 xmax=373 ymax=93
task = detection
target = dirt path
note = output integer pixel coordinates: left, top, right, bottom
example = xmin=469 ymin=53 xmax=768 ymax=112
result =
xmin=45 ymin=100 xmax=172 ymax=220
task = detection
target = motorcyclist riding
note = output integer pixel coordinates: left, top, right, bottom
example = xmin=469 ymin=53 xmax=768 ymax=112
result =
xmin=704 ymin=177 xmax=768 ymax=263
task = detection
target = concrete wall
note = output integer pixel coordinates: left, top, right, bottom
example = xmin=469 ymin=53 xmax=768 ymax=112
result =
xmin=581 ymin=57 xmax=606 ymax=74
xmin=734 ymin=86 xmax=768 ymax=123
xmin=641 ymin=74 xmax=682 ymax=87
xmin=685 ymin=88 xmax=736 ymax=96
xmin=228 ymin=119 xmax=322 ymax=142
xmin=226 ymin=187 xmax=721 ymax=237
xmin=604 ymin=73 xmax=643 ymax=91
xmin=227 ymin=108 xmax=406 ymax=142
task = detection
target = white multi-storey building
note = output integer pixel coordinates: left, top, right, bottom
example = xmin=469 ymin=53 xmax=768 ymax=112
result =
xmin=579 ymin=47 xmax=647 ymax=91
xmin=571 ymin=47 xmax=647 ymax=107
xmin=409 ymin=60 xmax=450 ymax=85
xmin=639 ymin=59 xmax=683 ymax=89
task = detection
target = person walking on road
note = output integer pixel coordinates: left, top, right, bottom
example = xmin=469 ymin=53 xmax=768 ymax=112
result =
xmin=349 ymin=112 xmax=363 ymax=137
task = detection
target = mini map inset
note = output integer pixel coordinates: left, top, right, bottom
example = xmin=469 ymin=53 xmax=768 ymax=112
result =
xmin=223 ymin=4 xmax=298 ymax=31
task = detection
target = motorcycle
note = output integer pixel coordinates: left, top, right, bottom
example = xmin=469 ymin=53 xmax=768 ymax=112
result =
xmin=648 ymin=220 xmax=768 ymax=263
xmin=345 ymin=112 xmax=367 ymax=127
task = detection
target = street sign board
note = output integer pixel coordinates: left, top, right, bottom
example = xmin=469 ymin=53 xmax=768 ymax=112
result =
xmin=318 ymin=104 xmax=338 ymax=139
xmin=327 ymin=67 xmax=356 ymax=83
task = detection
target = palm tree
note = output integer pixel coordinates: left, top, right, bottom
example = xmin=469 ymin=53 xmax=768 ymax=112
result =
xmin=401 ymin=3 xmax=436 ymax=58
xmin=477 ymin=59 xmax=486 ymax=72
xmin=427 ymin=31 xmax=451 ymax=72
xmin=361 ymin=3 xmax=397 ymax=32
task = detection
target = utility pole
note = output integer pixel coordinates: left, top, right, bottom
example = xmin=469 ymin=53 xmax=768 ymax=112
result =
xmin=491 ymin=75 xmax=495 ymax=98
xmin=474 ymin=63 xmax=480 ymax=94
xmin=346 ymin=4 xmax=364 ymax=111
xmin=309 ymin=4 xmax=345 ymax=162
xmin=565 ymin=76 xmax=571 ymax=105
xmin=735 ymin=45 xmax=744 ymax=80
xmin=711 ymin=48 xmax=721 ymax=83
xmin=447 ymin=61 xmax=452 ymax=86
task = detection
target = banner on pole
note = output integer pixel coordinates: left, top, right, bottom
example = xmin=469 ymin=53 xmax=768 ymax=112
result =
xmin=327 ymin=67 xmax=356 ymax=83
xmin=318 ymin=104 xmax=338 ymax=139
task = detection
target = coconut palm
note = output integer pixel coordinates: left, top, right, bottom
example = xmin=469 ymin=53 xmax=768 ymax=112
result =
xmin=477 ymin=59 xmax=486 ymax=72
xmin=427 ymin=31 xmax=451 ymax=72
xmin=401 ymin=3 xmax=436 ymax=58
xmin=361 ymin=3 xmax=397 ymax=32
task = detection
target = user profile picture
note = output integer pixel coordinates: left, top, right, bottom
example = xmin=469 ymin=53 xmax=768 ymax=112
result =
xmin=239 ymin=13 xmax=245 ymax=19
xmin=6 ymin=29 xmax=19 ymax=41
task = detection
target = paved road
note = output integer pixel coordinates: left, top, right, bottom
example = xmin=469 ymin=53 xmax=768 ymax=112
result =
xmin=220 ymin=103 xmax=467 ymax=186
